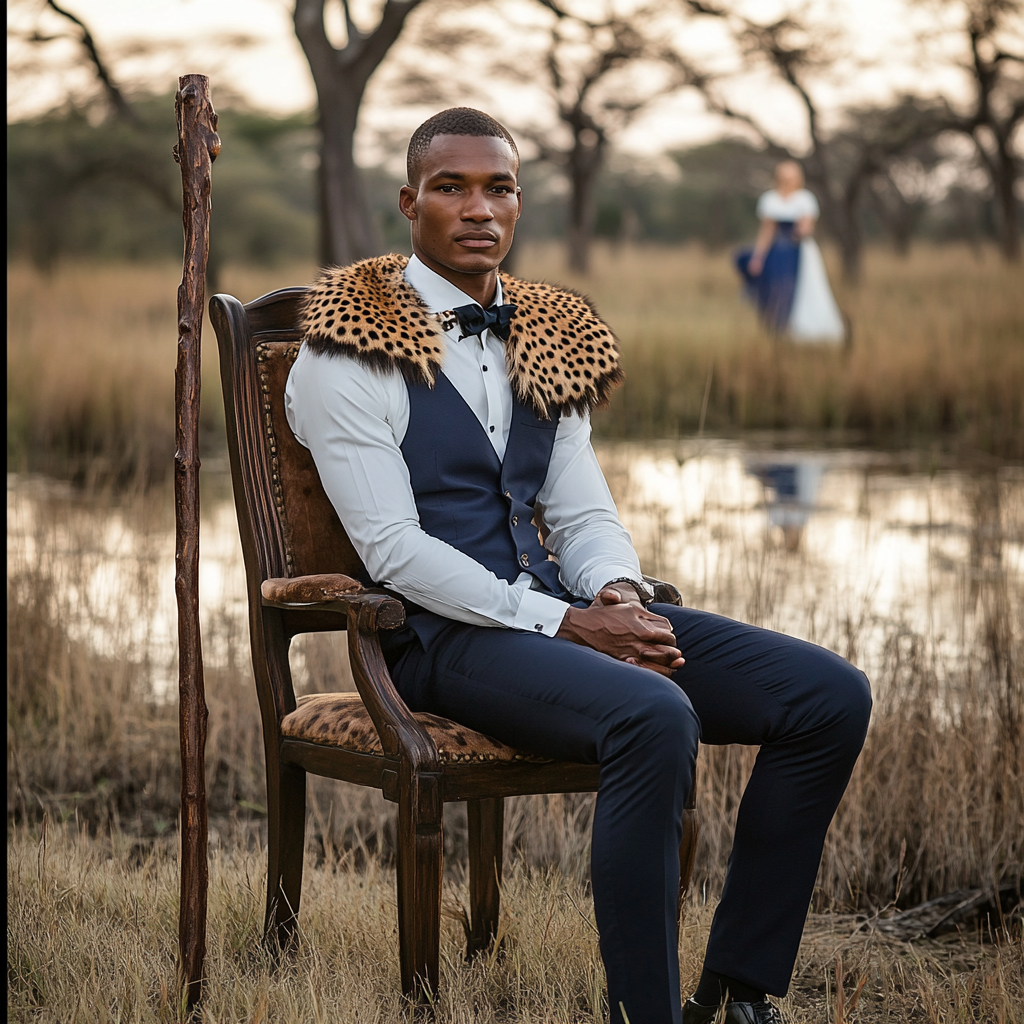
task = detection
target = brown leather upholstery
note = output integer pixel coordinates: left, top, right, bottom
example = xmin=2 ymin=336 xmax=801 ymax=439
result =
xmin=256 ymin=341 xmax=364 ymax=578
xmin=261 ymin=574 xmax=364 ymax=604
xmin=282 ymin=693 xmax=552 ymax=764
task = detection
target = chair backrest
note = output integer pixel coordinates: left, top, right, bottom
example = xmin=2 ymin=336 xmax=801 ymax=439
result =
xmin=210 ymin=286 xmax=365 ymax=605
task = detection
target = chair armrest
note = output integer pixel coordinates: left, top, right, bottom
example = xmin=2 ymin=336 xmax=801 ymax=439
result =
xmin=262 ymin=573 xmax=362 ymax=603
xmin=643 ymin=575 xmax=682 ymax=606
xmin=262 ymin=574 xmax=435 ymax=772
xmin=261 ymin=574 xmax=405 ymax=628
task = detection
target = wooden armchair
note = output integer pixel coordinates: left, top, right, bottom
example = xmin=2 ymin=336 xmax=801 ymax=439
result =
xmin=209 ymin=285 xmax=699 ymax=1001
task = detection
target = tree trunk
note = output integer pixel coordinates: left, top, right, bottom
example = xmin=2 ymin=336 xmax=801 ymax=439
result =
xmin=294 ymin=0 xmax=422 ymax=268
xmin=814 ymin=156 xmax=863 ymax=285
xmin=838 ymin=187 xmax=864 ymax=284
xmin=566 ymin=135 xmax=604 ymax=274
xmin=805 ymin=157 xmax=863 ymax=285
xmin=993 ymin=139 xmax=1021 ymax=263
xmin=317 ymin=82 xmax=382 ymax=266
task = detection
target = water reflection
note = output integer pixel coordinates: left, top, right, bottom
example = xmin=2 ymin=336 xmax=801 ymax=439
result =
xmin=598 ymin=440 xmax=1023 ymax=681
xmin=746 ymin=459 xmax=826 ymax=552
xmin=7 ymin=443 xmax=1023 ymax=697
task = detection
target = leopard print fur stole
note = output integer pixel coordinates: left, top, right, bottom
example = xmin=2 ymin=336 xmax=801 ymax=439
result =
xmin=300 ymin=253 xmax=624 ymax=418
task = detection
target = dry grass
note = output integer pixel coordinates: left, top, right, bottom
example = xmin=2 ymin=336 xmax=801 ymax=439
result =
xmin=6 ymin=246 xmax=1024 ymax=1019
xmin=519 ymin=243 xmax=1024 ymax=457
xmin=7 ymin=244 xmax=1024 ymax=483
xmin=8 ymin=465 xmax=1022 ymax=910
xmin=7 ymin=473 xmax=1022 ymax=1021
xmin=7 ymin=818 xmax=1023 ymax=1023
xmin=5 ymin=261 xmax=316 ymax=482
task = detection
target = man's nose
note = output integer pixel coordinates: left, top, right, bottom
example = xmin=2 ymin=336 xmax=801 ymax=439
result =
xmin=461 ymin=189 xmax=494 ymax=220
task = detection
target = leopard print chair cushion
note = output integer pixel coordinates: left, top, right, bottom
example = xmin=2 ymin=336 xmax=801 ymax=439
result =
xmin=281 ymin=692 xmax=551 ymax=764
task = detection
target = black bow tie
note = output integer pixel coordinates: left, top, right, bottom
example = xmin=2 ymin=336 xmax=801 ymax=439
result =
xmin=451 ymin=302 xmax=517 ymax=342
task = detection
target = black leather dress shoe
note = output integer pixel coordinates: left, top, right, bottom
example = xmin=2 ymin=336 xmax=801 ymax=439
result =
xmin=681 ymin=996 xmax=784 ymax=1023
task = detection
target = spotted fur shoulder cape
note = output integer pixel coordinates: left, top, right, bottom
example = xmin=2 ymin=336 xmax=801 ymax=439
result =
xmin=300 ymin=253 xmax=624 ymax=419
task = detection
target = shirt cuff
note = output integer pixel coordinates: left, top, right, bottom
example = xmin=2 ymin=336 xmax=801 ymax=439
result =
xmin=513 ymin=587 xmax=571 ymax=637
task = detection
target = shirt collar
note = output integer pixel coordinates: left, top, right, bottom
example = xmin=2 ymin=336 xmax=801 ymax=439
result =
xmin=403 ymin=254 xmax=504 ymax=321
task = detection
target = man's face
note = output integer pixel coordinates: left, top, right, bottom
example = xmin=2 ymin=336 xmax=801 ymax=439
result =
xmin=399 ymin=134 xmax=521 ymax=277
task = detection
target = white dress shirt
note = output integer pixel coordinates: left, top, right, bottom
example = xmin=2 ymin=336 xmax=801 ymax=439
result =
xmin=284 ymin=254 xmax=644 ymax=635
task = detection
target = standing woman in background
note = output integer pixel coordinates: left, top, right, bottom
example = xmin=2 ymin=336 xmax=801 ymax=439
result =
xmin=736 ymin=161 xmax=846 ymax=344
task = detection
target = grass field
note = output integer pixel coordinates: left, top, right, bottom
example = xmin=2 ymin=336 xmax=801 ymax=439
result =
xmin=8 ymin=819 xmax=1022 ymax=1023
xmin=526 ymin=243 xmax=1024 ymax=454
xmin=7 ymin=244 xmax=1023 ymax=1020
xmin=7 ymin=243 xmax=1024 ymax=482
xmin=7 ymin=465 xmax=1023 ymax=1020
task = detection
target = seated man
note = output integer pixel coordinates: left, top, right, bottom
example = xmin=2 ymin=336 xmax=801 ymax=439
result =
xmin=285 ymin=107 xmax=871 ymax=1024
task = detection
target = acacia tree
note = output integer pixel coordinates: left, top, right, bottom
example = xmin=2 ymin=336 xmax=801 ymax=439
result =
xmin=374 ymin=0 xmax=683 ymax=272
xmin=936 ymin=0 xmax=1024 ymax=261
xmin=9 ymin=1 xmax=179 ymax=269
xmin=524 ymin=1 xmax=677 ymax=272
xmin=38 ymin=0 xmax=137 ymax=122
xmin=294 ymin=0 xmax=425 ymax=265
xmin=670 ymin=4 xmax=949 ymax=281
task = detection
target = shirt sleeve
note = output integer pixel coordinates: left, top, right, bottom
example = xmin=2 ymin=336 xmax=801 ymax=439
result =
xmin=284 ymin=347 xmax=571 ymax=633
xmin=756 ymin=190 xmax=775 ymax=220
xmin=538 ymin=411 xmax=645 ymax=601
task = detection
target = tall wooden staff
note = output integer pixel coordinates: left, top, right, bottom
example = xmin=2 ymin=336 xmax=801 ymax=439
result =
xmin=172 ymin=74 xmax=220 ymax=1011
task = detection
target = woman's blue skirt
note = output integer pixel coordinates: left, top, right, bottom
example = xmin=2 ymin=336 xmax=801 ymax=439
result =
xmin=735 ymin=221 xmax=799 ymax=333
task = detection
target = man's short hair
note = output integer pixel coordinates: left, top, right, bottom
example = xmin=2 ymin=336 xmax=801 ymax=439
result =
xmin=407 ymin=107 xmax=520 ymax=185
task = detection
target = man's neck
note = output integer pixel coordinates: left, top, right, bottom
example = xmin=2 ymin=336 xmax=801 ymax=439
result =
xmin=411 ymin=248 xmax=498 ymax=307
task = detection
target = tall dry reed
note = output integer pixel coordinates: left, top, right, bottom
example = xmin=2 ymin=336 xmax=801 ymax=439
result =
xmin=8 ymin=466 xmax=1022 ymax=912
xmin=7 ymin=244 xmax=1024 ymax=483
xmin=7 ymin=247 xmax=1023 ymax=1021
xmin=6 ymin=261 xmax=316 ymax=482
xmin=519 ymin=243 xmax=1024 ymax=458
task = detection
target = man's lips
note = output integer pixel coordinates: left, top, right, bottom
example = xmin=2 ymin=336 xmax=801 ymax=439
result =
xmin=455 ymin=235 xmax=498 ymax=248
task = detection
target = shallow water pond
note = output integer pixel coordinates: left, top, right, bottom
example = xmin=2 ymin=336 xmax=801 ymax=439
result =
xmin=7 ymin=440 xmax=1023 ymax=699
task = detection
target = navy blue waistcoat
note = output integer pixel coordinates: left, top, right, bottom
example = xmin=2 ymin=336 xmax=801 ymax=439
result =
xmin=391 ymin=372 xmax=570 ymax=647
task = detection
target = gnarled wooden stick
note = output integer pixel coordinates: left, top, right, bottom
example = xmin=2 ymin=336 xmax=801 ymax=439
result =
xmin=172 ymin=73 xmax=220 ymax=1012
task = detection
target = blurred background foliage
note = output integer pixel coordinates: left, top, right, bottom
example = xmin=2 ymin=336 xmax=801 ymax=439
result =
xmin=6 ymin=101 xmax=1010 ymax=276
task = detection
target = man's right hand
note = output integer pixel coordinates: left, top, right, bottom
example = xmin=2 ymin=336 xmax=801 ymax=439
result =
xmin=557 ymin=590 xmax=685 ymax=677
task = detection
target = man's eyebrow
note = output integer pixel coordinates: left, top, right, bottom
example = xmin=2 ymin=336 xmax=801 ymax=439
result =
xmin=429 ymin=170 xmax=516 ymax=182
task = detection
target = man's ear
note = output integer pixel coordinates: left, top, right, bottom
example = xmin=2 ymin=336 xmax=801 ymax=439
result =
xmin=515 ymin=186 xmax=522 ymax=221
xmin=399 ymin=185 xmax=418 ymax=223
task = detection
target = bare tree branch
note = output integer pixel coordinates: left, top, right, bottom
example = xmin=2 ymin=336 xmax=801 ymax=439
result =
xmin=44 ymin=0 xmax=137 ymax=122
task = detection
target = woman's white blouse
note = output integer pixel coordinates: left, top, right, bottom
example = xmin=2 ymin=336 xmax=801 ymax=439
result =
xmin=284 ymin=255 xmax=645 ymax=636
xmin=756 ymin=188 xmax=820 ymax=222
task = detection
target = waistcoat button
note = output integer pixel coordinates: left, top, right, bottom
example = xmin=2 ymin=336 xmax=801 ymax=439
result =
xmin=520 ymin=553 xmax=529 ymax=567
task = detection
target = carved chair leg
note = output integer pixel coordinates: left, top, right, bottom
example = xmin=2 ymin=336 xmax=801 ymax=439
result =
xmin=466 ymin=797 xmax=504 ymax=959
xmin=396 ymin=772 xmax=443 ymax=1001
xmin=265 ymin=760 xmax=307 ymax=950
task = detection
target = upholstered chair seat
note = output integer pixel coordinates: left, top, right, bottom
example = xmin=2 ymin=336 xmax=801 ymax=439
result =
xmin=283 ymin=693 xmax=551 ymax=764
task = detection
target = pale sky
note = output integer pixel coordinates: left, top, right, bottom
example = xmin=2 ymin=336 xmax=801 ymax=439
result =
xmin=7 ymin=0 xmax=975 ymax=163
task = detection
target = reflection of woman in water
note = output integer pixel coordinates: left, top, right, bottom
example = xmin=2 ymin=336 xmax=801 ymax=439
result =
xmin=736 ymin=161 xmax=846 ymax=343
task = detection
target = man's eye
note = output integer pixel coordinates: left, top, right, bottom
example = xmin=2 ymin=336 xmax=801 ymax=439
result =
xmin=492 ymin=186 xmax=513 ymax=194
xmin=439 ymin=184 xmax=459 ymax=193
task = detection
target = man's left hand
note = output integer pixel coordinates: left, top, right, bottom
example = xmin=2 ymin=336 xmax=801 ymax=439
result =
xmin=592 ymin=585 xmax=686 ymax=676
